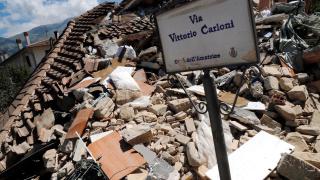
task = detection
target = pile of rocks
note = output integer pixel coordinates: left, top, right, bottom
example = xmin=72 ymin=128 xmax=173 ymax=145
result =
xmin=0 ymin=0 xmax=320 ymax=179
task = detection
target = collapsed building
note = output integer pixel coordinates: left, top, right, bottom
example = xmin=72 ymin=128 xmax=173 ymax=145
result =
xmin=0 ymin=0 xmax=319 ymax=179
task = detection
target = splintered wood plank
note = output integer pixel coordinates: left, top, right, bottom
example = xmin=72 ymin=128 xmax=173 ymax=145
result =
xmin=88 ymin=131 xmax=145 ymax=180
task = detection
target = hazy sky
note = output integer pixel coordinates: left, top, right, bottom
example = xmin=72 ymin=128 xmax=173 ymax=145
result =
xmin=0 ymin=0 xmax=121 ymax=37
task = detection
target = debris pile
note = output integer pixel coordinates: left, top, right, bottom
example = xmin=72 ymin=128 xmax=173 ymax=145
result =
xmin=0 ymin=0 xmax=320 ymax=179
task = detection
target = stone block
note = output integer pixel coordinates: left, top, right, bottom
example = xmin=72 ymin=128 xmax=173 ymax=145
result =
xmin=277 ymin=154 xmax=320 ymax=180
xmin=287 ymin=85 xmax=309 ymax=102
xmin=122 ymin=124 xmax=153 ymax=145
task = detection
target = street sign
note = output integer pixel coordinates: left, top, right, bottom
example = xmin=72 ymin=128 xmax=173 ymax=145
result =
xmin=156 ymin=0 xmax=259 ymax=73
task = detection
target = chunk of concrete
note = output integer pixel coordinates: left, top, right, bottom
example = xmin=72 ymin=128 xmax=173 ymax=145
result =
xmin=310 ymin=111 xmax=320 ymax=127
xmin=260 ymin=114 xmax=281 ymax=133
xmin=264 ymin=76 xmax=279 ymax=90
xmin=149 ymin=104 xmax=168 ymax=116
xmin=287 ymin=85 xmax=309 ymax=102
xmin=229 ymin=121 xmax=248 ymax=132
xmin=38 ymin=128 xmax=54 ymax=143
xmin=292 ymin=152 xmax=320 ymax=169
xmin=185 ymin=118 xmax=196 ymax=134
xmin=279 ymin=77 xmax=294 ymax=91
xmin=261 ymin=65 xmax=282 ymax=77
xmin=122 ymin=124 xmax=153 ymax=145
xmin=11 ymin=142 xmax=31 ymax=155
xmin=168 ymin=98 xmax=192 ymax=113
xmin=116 ymin=89 xmax=142 ymax=105
xmin=119 ymin=106 xmax=135 ymax=121
xmin=134 ymin=111 xmax=157 ymax=122
xmin=296 ymin=125 xmax=320 ymax=136
xmin=285 ymin=132 xmax=309 ymax=152
xmin=277 ymin=154 xmax=320 ymax=180
xmin=94 ymin=96 xmax=115 ymax=119
xmin=43 ymin=149 xmax=57 ymax=172
xmin=161 ymin=151 xmax=177 ymax=165
xmin=175 ymin=133 xmax=190 ymax=145
xmin=275 ymin=104 xmax=301 ymax=121
xmin=186 ymin=142 xmax=205 ymax=167
xmin=16 ymin=126 xmax=29 ymax=138
xmin=229 ymin=107 xmax=260 ymax=125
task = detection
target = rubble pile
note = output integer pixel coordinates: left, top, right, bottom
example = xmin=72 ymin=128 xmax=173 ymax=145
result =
xmin=0 ymin=0 xmax=320 ymax=179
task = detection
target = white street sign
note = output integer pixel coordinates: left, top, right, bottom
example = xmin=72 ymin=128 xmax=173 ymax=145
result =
xmin=156 ymin=0 xmax=259 ymax=73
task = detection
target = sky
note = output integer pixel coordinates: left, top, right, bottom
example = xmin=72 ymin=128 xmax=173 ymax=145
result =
xmin=0 ymin=0 xmax=121 ymax=38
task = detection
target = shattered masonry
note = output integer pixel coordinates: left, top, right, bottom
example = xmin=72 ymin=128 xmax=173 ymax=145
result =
xmin=0 ymin=0 xmax=320 ymax=179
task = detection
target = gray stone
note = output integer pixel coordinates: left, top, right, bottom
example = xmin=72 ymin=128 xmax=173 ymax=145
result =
xmin=285 ymin=132 xmax=309 ymax=152
xmin=279 ymin=77 xmax=294 ymax=91
xmin=310 ymin=111 xmax=320 ymax=127
xmin=16 ymin=126 xmax=29 ymax=138
xmin=115 ymin=89 xmax=142 ymax=105
xmin=119 ymin=106 xmax=134 ymax=121
xmin=186 ymin=142 xmax=205 ymax=167
xmin=38 ymin=128 xmax=54 ymax=143
xmin=185 ymin=118 xmax=196 ymax=134
xmin=287 ymin=85 xmax=309 ymax=102
xmin=264 ymin=76 xmax=279 ymax=90
xmin=229 ymin=107 xmax=260 ymax=125
xmin=250 ymin=81 xmax=264 ymax=98
xmin=296 ymin=125 xmax=320 ymax=136
xmin=11 ymin=142 xmax=31 ymax=155
xmin=161 ymin=151 xmax=177 ymax=165
xmin=275 ymin=104 xmax=301 ymax=121
xmin=301 ymin=134 xmax=315 ymax=143
xmin=92 ymin=121 xmax=109 ymax=128
xmin=40 ymin=108 xmax=55 ymax=129
xmin=229 ymin=121 xmax=248 ymax=132
xmin=94 ymin=96 xmax=115 ymax=119
xmin=168 ymin=98 xmax=192 ymax=113
xmin=149 ymin=104 xmax=168 ymax=116
xmin=139 ymin=46 xmax=157 ymax=58
xmin=260 ymin=114 xmax=281 ymax=134
xmin=35 ymin=108 xmax=55 ymax=137
xmin=122 ymin=124 xmax=153 ymax=145
xmin=215 ymin=70 xmax=236 ymax=87
xmin=286 ymin=118 xmax=309 ymax=127
xmin=293 ymin=152 xmax=320 ymax=169
xmin=174 ymin=112 xmax=187 ymax=120
xmin=43 ymin=149 xmax=57 ymax=172
xmin=175 ymin=133 xmax=191 ymax=145
xmin=174 ymin=162 xmax=183 ymax=171
xmin=315 ymin=136 xmax=320 ymax=153
xmin=134 ymin=111 xmax=157 ymax=122
xmin=277 ymin=154 xmax=320 ymax=180
xmin=261 ymin=65 xmax=282 ymax=77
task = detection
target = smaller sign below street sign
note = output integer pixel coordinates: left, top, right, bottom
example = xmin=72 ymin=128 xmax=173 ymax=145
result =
xmin=156 ymin=0 xmax=259 ymax=73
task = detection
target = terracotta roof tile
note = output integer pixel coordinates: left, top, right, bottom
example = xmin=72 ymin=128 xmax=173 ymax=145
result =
xmin=0 ymin=2 xmax=116 ymax=130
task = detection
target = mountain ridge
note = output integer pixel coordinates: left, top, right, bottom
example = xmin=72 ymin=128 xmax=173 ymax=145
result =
xmin=0 ymin=18 xmax=71 ymax=57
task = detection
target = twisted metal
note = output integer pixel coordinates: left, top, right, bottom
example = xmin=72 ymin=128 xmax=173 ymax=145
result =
xmin=220 ymin=64 xmax=262 ymax=115
xmin=67 ymin=159 xmax=106 ymax=180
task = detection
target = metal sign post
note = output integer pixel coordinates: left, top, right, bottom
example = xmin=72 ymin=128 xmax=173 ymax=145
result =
xmin=156 ymin=0 xmax=259 ymax=179
xmin=203 ymin=69 xmax=231 ymax=180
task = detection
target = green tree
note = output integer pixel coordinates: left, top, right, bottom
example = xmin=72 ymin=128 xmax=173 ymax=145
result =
xmin=0 ymin=65 xmax=30 ymax=112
